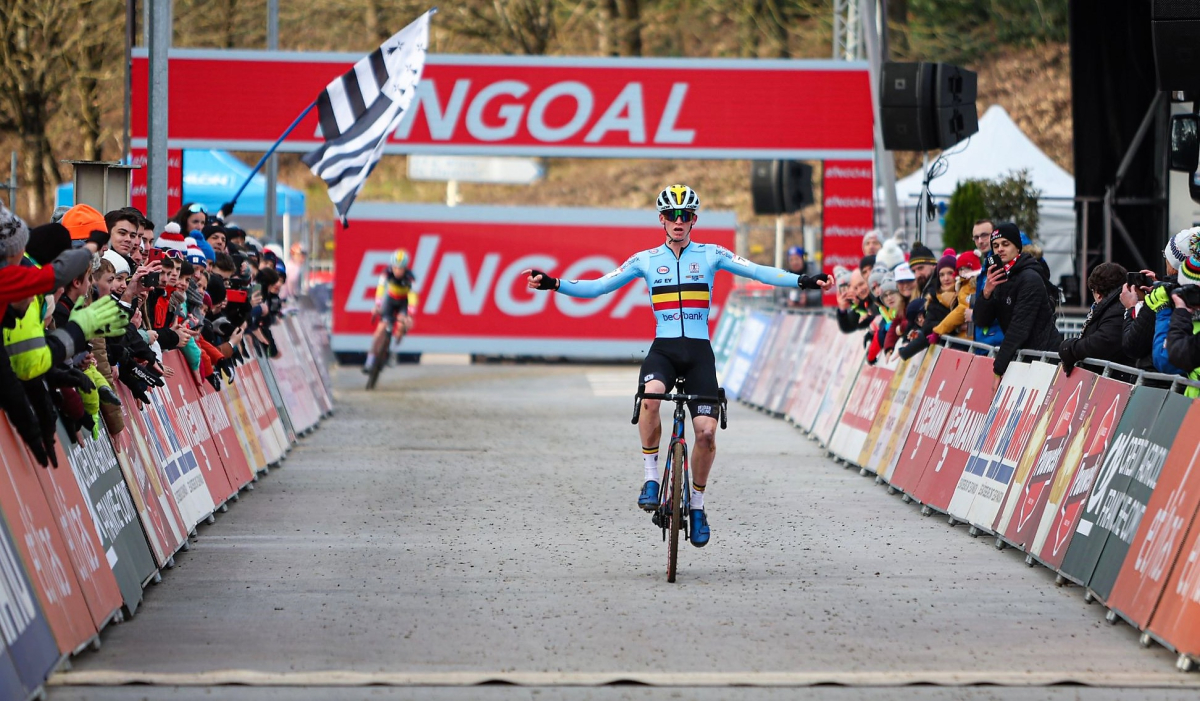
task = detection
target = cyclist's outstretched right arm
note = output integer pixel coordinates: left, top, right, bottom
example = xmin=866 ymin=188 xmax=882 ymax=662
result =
xmin=528 ymin=253 xmax=645 ymax=298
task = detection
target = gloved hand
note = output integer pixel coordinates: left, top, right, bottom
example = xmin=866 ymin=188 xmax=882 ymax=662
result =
xmin=528 ymin=269 xmax=559 ymax=291
xmin=1145 ymin=284 xmax=1172 ymax=312
xmin=129 ymin=362 xmax=165 ymax=388
xmin=798 ymin=273 xmax=830 ymax=290
xmin=926 ymin=333 xmax=940 ymax=346
xmin=0 ymin=356 xmax=49 ymax=466
xmin=206 ymin=373 xmax=221 ymax=391
xmin=69 ymin=296 xmax=129 ymax=338
xmin=97 ymin=386 xmax=122 ymax=406
xmin=50 ymin=248 xmax=95 ymax=290
xmin=45 ymin=366 xmax=95 ymax=392
xmin=117 ymin=364 xmax=153 ymax=405
xmin=80 ymin=412 xmax=100 ymax=441
xmin=219 ymin=201 xmax=236 ymax=217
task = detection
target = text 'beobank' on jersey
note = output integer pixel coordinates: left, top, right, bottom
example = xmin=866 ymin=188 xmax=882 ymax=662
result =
xmin=557 ymin=242 xmax=800 ymax=340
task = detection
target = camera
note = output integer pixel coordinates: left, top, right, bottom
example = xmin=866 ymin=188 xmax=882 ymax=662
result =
xmin=1179 ymin=284 xmax=1200 ymax=308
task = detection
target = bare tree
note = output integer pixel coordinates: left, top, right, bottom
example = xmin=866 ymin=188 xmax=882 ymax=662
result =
xmin=0 ymin=0 xmax=82 ymax=220
xmin=447 ymin=0 xmax=560 ymax=55
xmin=64 ymin=0 xmax=123 ymax=160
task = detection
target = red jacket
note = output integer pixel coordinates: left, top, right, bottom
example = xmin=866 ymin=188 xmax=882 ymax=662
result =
xmin=0 ymin=265 xmax=54 ymax=306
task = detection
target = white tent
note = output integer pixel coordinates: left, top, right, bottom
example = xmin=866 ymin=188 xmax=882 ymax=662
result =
xmin=891 ymin=105 xmax=1075 ymax=284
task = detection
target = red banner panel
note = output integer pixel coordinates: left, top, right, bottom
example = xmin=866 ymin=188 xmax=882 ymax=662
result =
xmin=0 ymin=419 xmax=96 ymax=654
xmin=332 ymin=205 xmax=737 ymax=357
xmin=1109 ymin=401 xmax=1200 ymax=630
xmin=219 ymin=374 xmax=268 ymax=473
xmin=110 ymin=383 xmax=190 ymax=566
xmin=1031 ymin=375 xmax=1131 ymax=568
xmin=870 ymin=347 xmax=939 ymax=481
xmin=131 ymin=51 xmax=872 ymax=160
xmin=911 ymin=354 xmax=996 ymax=513
xmin=828 ymin=356 xmax=896 ymax=462
xmin=821 ymin=160 xmax=874 ymax=304
xmin=888 ymin=348 xmax=973 ymax=496
xmin=161 ymin=353 xmax=235 ymax=506
xmin=242 ymin=358 xmax=288 ymax=464
xmin=995 ymin=370 xmax=1097 ymax=547
xmin=129 ymin=147 xmax=181 ymax=217
xmin=194 ymin=379 xmax=255 ymax=492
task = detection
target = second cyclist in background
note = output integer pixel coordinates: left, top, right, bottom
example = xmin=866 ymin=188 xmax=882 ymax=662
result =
xmin=364 ymin=248 xmax=417 ymax=373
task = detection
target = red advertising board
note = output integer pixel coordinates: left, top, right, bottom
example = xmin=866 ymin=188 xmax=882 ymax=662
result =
xmin=109 ymin=384 xmax=189 ymax=566
xmin=241 ymin=359 xmax=287 ymax=464
xmin=1032 ymin=375 xmax=1130 ymax=568
xmin=1109 ymin=402 xmax=1200 ymax=630
xmin=888 ymin=348 xmax=972 ymax=496
xmin=332 ymin=204 xmax=737 ymax=357
xmin=821 ymin=160 xmax=874 ymax=304
xmin=131 ymin=51 xmax=872 ymax=160
xmin=129 ymin=148 xmax=182 ymax=217
xmin=161 ymin=353 xmax=235 ymax=505
xmin=0 ymin=419 xmax=96 ymax=654
xmin=911 ymin=354 xmax=996 ymax=513
xmin=193 ymin=378 xmax=255 ymax=492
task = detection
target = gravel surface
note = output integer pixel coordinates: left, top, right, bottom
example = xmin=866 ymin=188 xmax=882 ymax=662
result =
xmin=48 ymin=362 xmax=1199 ymax=699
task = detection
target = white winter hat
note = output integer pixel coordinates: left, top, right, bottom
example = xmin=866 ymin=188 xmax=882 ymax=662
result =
xmin=102 ymin=249 xmax=130 ymax=277
xmin=875 ymin=239 xmax=906 ymax=271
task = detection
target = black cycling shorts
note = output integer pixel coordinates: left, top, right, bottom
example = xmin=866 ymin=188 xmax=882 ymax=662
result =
xmin=379 ymin=296 xmax=408 ymax=322
xmin=638 ymin=337 xmax=720 ymax=419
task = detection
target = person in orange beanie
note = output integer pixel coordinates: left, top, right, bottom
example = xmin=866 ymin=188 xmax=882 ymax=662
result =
xmin=61 ymin=204 xmax=110 ymax=251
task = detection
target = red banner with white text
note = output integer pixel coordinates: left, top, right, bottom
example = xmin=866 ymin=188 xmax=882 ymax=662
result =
xmin=821 ymin=160 xmax=874 ymax=305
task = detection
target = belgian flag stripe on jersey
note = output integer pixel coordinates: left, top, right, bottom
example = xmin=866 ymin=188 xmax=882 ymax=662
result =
xmin=650 ymin=282 xmax=710 ymax=311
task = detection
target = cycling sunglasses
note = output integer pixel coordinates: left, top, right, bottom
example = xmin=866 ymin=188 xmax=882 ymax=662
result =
xmin=663 ymin=209 xmax=696 ymax=223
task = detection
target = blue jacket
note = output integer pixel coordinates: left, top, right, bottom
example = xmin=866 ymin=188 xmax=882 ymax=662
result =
xmin=1153 ymin=305 xmax=1185 ymax=376
xmin=972 ymin=284 xmax=1004 ymax=351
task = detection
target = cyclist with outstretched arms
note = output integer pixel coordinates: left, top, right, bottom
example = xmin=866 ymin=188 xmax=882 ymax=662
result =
xmin=526 ymin=185 xmax=832 ymax=546
xmin=364 ymin=248 xmax=417 ymax=373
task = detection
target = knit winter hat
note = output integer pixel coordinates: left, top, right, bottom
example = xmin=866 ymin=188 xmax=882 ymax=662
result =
xmin=207 ymin=274 xmax=226 ymax=306
xmin=893 ymin=262 xmax=916 ymax=283
xmin=863 ymin=229 xmax=883 ymax=247
xmin=24 ymin=223 xmax=72 ymax=266
xmin=833 ymin=265 xmax=853 ymax=288
xmin=1178 ymin=255 xmax=1200 ymax=285
xmin=0 ymin=204 xmax=29 ymax=259
xmin=880 ymin=275 xmax=899 ymax=296
xmin=956 ymin=250 xmax=982 ymax=277
xmin=868 ymin=268 xmax=887 ymax=290
xmin=156 ymin=228 xmax=189 ymax=256
xmin=186 ymin=242 xmax=207 ymax=267
xmin=991 ymin=222 xmax=1023 ymax=250
xmin=101 ymin=249 xmax=130 ymax=277
xmin=936 ymin=249 xmax=958 ymax=274
xmin=1165 ymin=228 xmax=1200 ymax=271
xmin=859 ymin=254 xmax=876 ymax=270
xmin=62 ymin=204 xmax=106 ymax=241
xmin=909 ymin=243 xmax=937 ymax=267
xmin=876 ymin=239 xmax=906 ymax=271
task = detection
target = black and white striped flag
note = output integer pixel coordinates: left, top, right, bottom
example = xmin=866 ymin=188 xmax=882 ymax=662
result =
xmin=302 ymin=10 xmax=432 ymax=225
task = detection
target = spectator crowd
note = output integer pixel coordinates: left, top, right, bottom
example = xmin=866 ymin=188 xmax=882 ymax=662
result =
xmin=833 ymin=219 xmax=1200 ymax=396
xmin=0 ymin=199 xmax=293 ymax=467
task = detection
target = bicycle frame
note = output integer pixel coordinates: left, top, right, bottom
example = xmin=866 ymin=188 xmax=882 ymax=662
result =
xmin=658 ymin=400 xmax=693 ymax=540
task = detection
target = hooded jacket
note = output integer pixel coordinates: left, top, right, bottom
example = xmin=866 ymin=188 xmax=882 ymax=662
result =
xmin=973 ymin=253 xmax=1064 ymax=375
xmin=1059 ymin=288 xmax=1136 ymax=372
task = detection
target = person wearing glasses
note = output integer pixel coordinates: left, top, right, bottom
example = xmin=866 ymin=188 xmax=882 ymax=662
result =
xmin=525 ymin=185 xmax=832 ymax=547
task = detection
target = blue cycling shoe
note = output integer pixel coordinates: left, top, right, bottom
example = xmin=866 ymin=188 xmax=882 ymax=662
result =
xmin=638 ymin=480 xmax=659 ymax=511
xmin=690 ymin=509 xmax=710 ymax=547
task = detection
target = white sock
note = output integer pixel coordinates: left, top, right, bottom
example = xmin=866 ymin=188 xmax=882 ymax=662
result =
xmin=691 ymin=486 xmax=705 ymax=510
xmin=643 ymin=450 xmax=659 ymax=482
xmin=365 ymin=353 xmax=375 ymax=367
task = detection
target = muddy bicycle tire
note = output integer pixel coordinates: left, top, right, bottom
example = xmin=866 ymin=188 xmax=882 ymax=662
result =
xmin=667 ymin=440 xmax=685 ymax=583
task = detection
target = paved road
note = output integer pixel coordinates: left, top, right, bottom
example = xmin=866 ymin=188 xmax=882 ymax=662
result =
xmin=48 ymin=362 xmax=1200 ymax=700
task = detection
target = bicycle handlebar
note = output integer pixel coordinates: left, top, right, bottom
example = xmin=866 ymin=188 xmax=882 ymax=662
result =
xmin=631 ymin=384 xmax=727 ymax=430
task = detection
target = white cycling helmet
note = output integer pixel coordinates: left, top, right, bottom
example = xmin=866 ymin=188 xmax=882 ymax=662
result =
xmin=656 ymin=184 xmax=700 ymax=212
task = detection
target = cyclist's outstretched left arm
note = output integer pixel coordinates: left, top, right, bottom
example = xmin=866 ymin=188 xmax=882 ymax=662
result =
xmin=710 ymin=246 xmax=829 ymax=290
xmin=528 ymin=254 xmax=645 ymax=298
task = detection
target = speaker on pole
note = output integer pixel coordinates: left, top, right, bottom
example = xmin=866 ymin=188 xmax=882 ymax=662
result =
xmin=1152 ymin=0 xmax=1200 ymax=93
xmin=751 ymin=160 xmax=784 ymax=215
xmin=880 ymin=62 xmax=978 ymax=151
xmin=781 ymin=161 xmax=814 ymax=212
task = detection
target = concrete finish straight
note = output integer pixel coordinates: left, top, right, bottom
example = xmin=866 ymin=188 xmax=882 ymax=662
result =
xmin=49 ymin=364 xmax=1198 ymax=699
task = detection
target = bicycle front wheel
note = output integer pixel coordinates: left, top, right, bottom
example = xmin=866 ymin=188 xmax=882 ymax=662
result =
xmin=667 ymin=441 xmax=685 ymax=583
xmin=365 ymin=348 xmax=386 ymax=390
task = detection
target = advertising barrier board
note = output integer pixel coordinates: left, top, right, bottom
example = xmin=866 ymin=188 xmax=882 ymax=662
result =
xmin=888 ymin=348 xmax=972 ymax=497
xmin=955 ymin=361 xmax=1057 ymax=530
xmin=829 ymin=353 xmax=897 ymax=463
xmin=869 ymin=347 xmax=937 ymax=481
xmin=1031 ymin=375 xmax=1131 ymax=568
xmin=810 ymin=337 xmax=867 ymax=443
xmin=1059 ymin=387 xmax=1175 ymax=592
xmin=0 ymin=513 xmax=59 ymax=697
xmin=994 ymin=370 xmax=1096 ymax=546
xmin=724 ymin=311 xmax=772 ymax=398
xmin=1106 ymin=400 xmax=1200 ymax=629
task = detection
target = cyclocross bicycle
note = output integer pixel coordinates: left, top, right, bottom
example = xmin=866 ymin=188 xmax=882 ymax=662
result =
xmin=365 ymin=315 xmax=407 ymax=391
xmin=631 ymin=380 xmax=727 ymax=583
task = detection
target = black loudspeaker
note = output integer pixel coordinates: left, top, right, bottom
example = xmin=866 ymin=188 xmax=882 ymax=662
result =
xmin=781 ymin=161 xmax=814 ymax=212
xmin=881 ymin=62 xmax=978 ymax=151
xmin=1153 ymin=0 xmax=1200 ymax=93
xmin=881 ymin=62 xmax=937 ymax=150
xmin=751 ymin=160 xmax=784 ymax=215
xmin=750 ymin=160 xmax=813 ymax=215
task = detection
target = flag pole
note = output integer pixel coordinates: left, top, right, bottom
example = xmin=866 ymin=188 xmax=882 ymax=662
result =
xmin=228 ymin=100 xmax=317 ymax=208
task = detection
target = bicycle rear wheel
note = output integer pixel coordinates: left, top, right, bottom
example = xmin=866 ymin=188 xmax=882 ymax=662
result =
xmin=667 ymin=440 xmax=685 ymax=583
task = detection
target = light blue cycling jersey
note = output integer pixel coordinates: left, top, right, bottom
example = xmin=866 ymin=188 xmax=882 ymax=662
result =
xmin=557 ymin=242 xmax=801 ymax=340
